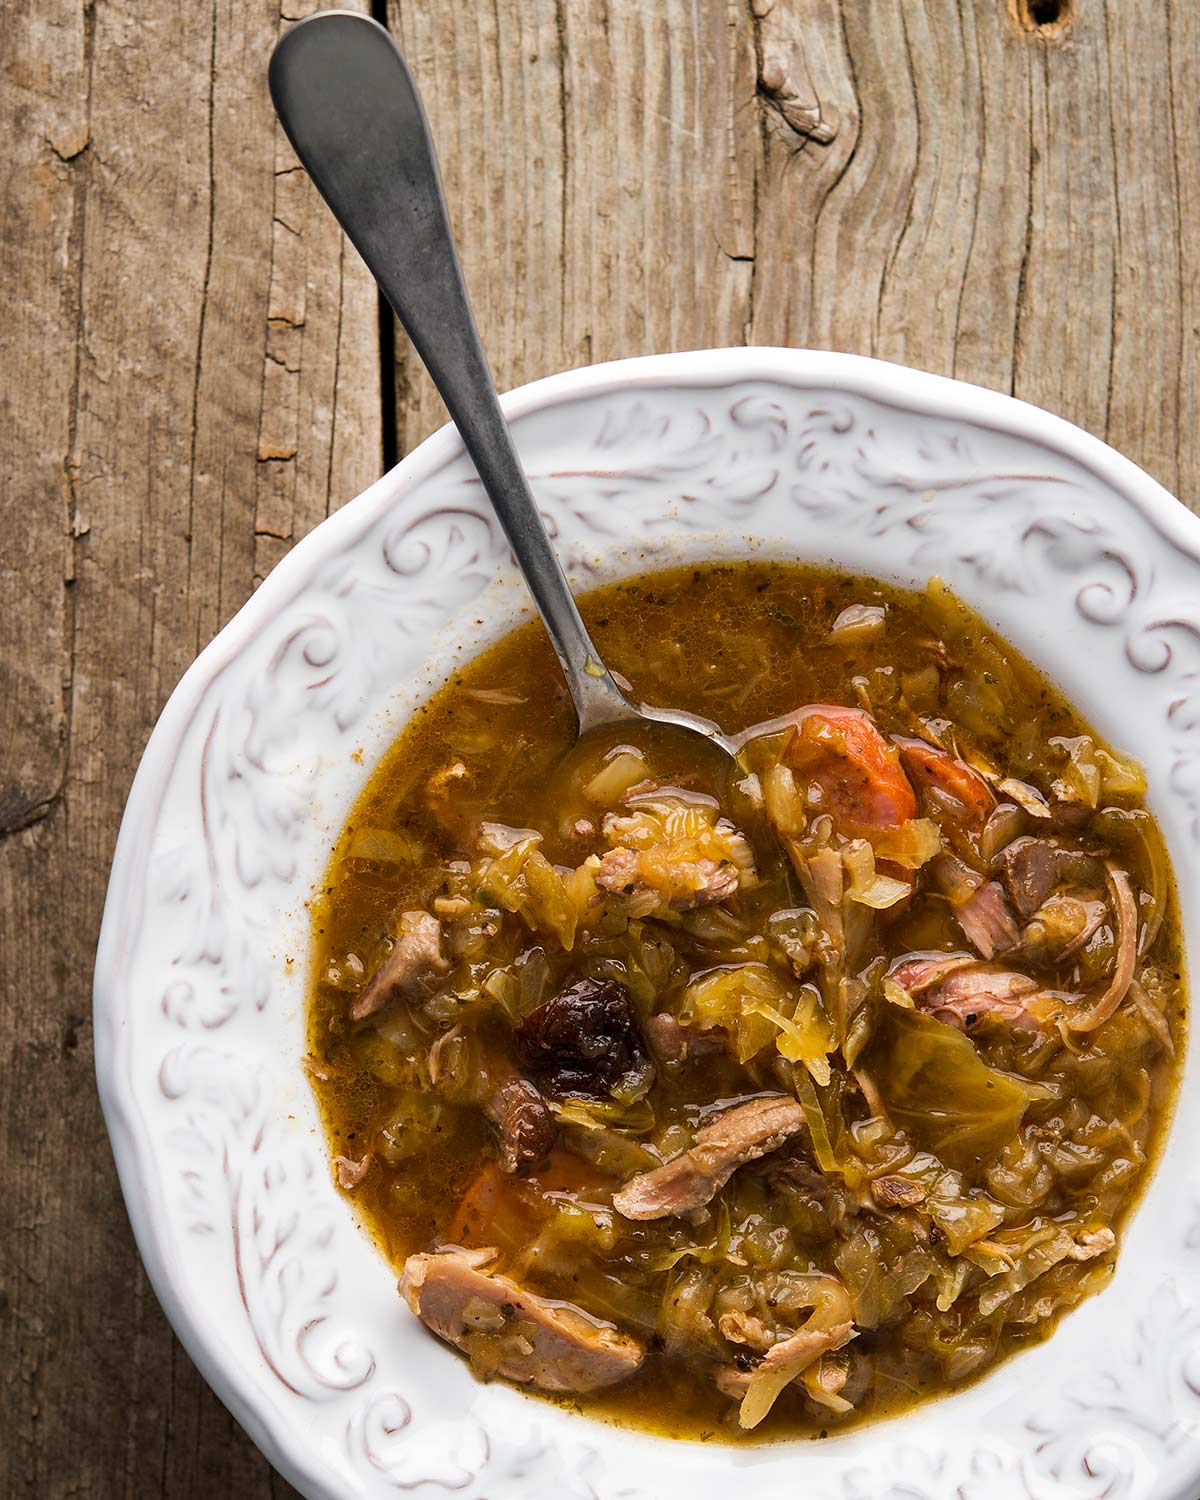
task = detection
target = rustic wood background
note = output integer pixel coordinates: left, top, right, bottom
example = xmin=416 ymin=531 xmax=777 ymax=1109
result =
xmin=2 ymin=0 xmax=1196 ymax=1493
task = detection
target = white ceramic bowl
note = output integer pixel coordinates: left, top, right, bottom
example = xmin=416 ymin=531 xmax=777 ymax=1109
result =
xmin=95 ymin=349 xmax=1200 ymax=1500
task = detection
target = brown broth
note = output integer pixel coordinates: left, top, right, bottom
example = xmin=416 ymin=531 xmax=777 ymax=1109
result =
xmin=308 ymin=562 xmax=1184 ymax=1442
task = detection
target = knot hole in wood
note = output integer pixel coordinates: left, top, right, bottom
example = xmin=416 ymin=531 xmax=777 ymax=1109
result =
xmin=1014 ymin=0 xmax=1074 ymax=34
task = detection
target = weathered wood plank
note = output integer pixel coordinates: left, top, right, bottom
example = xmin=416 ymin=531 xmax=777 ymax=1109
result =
xmin=1016 ymin=12 xmax=1117 ymax=439
xmin=0 ymin=0 xmax=81 ymax=838
xmin=1103 ymin=0 xmax=1188 ymax=500
xmin=387 ymin=0 xmax=1199 ymax=510
xmin=1168 ymin=0 xmax=1200 ymax=510
xmin=386 ymin=0 xmax=757 ymax=453
xmin=0 ymin=0 xmax=378 ymax=1494
xmin=1 ymin=3 xmax=90 ymax=1495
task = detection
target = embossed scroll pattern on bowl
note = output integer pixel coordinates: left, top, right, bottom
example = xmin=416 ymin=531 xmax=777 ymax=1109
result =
xmin=95 ymin=350 xmax=1200 ymax=1500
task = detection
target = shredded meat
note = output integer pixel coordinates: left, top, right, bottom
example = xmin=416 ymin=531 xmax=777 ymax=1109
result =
xmin=714 ymin=1321 xmax=856 ymax=1398
xmin=928 ymin=856 xmax=1020 ymax=958
xmin=718 ymin=1309 xmax=776 ymax=1351
xmin=334 ymin=1152 xmax=372 ymax=1189
xmin=352 ymin=911 xmax=448 ymax=1020
xmin=595 ymin=846 xmax=740 ymax=912
xmin=889 ymin=952 xmax=976 ymax=994
xmin=400 ymin=1247 xmax=644 ymax=1392
xmin=892 ymin=956 xmax=1043 ymax=1031
xmin=998 ymin=836 xmax=1061 ymax=919
xmin=483 ymin=1074 xmax=555 ymax=1174
xmin=954 ymin=881 xmax=1019 ymax=958
xmin=613 ymin=1096 xmax=807 ymax=1220
xmin=1069 ymin=1227 xmax=1116 ymax=1261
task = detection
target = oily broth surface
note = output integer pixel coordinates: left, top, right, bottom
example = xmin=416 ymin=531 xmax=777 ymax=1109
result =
xmin=308 ymin=561 xmax=1184 ymax=1441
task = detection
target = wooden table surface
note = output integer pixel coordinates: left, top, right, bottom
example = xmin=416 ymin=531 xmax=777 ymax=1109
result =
xmin=3 ymin=0 xmax=1198 ymax=1493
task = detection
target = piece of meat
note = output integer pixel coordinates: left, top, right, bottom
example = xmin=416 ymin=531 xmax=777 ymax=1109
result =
xmin=644 ymin=1012 xmax=726 ymax=1066
xmin=351 ymin=911 xmax=449 ymax=1020
xmin=483 ymin=1074 xmax=555 ymax=1174
xmin=595 ymin=846 xmax=739 ymax=912
xmin=891 ymin=955 xmax=1043 ymax=1031
xmin=1069 ymin=1227 xmax=1116 ymax=1261
xmin=954 ymin=881 xmax=1019 ymax=958
xmin=718 ymin=1309 xmax=776 ymax=1351
xmin=400 ymin=1247 xmax=644 ymax=1393
xmin=516 ymin=977 xmax=655 ymax=1101
xmin=783 ymin=705 xmax=917 ymax=838
xmin=894 ymin=737 xmax=994 ymax=827
xmin=998 ymin=836 xmax=1062 ymax=919
xmin=888 ymin=952 xmax=977 ymax=994
xmin=870 ymin=1175 xmax=926 ymax=1209
xmin=714 ymin=1320 xmax=855 ymax=1398
xmin=644 ymin=1011 xmax=690 ymax=1064
xmin=613 ymin=1096 xmax=807 ymax=1220
xmin=1049 ymin=799 xmax=1093 ymax=832
xmin=334 ymin=1151 xmax=372 ymax=1189
xmin=428 ymin=1034 xmax=555 ymax=1176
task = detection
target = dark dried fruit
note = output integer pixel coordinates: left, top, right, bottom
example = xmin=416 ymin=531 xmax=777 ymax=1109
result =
xmin=516 ymin=978 xmax=655 ymax=1101
xmin=485 ymin=1075 xmax=556 ymax=1174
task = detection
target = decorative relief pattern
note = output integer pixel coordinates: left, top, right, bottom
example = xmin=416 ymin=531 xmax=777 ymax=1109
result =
xmin=97 ymin=362 xmax=1200 ymax=1500
xmin=160 ymin=1044 xmax=374 ymax=1401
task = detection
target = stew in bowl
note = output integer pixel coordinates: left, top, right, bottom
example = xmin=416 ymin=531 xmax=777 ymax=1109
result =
xmin=307 ymin=561 xmax=1183 ymax=1441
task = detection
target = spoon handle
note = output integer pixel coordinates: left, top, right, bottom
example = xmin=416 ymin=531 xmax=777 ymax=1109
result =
xmin=269 ymin=10 xmax=632 ymax=734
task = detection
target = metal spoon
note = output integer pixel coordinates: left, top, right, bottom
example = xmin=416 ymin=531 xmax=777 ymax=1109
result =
xmin=268 ymin=10 xmax=737 ymax=761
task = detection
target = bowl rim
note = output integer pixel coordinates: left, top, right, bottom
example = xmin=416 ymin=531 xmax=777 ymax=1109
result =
xmin=93 ymin=345 xmax=1200 ymax=1499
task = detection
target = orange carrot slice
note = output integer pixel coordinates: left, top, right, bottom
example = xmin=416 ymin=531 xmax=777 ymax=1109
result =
xmin=785 ymin=705 xmax=918 ymax=837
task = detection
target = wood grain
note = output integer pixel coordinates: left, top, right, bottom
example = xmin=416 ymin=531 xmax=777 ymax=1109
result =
xmin=388 ymin=0 xmax=1200 ymax=507
xmin=0 ymin=0 xmax=378 ymax=1496
xmin=3 ymin=0 xmax=1199 ymax=1494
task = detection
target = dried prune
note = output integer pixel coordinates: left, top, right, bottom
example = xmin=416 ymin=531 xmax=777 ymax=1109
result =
xmin=516 ymin=978 xmax=655 ymax=1101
